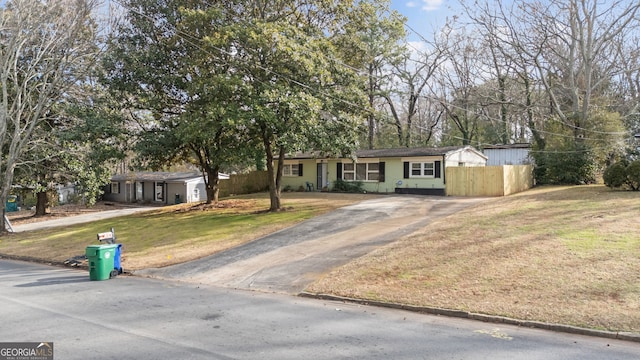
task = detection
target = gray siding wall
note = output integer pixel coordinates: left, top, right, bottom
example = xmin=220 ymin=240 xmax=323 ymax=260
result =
xmin=484 ymin=148 xmax=531 ymax=166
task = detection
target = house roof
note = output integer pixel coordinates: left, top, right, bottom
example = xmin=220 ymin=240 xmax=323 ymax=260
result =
xmin=355 ymin=146 xmax=473 ymax=158
xmin=290 ymin=146 xmax=484 ymax=159
xmin=111 ymin=172 xmax=230 ymax=183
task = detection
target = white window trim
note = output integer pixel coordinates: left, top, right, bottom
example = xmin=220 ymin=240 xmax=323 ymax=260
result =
xmin=410 ymin=161 xmax=435 ymax=178
xmin=342 ymin=161 xmax=379 ymax=182
xmin=283 ymin=162 xmax=300 ymax=177
xmin=111 ymin=182 xmax=120 ymax=194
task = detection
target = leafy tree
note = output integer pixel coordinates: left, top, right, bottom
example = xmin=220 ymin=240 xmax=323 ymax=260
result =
xmin=104 ymin=0 xmax=251 ymax=204
xmin=105 ymin=1 xmax=372 ymax=210
xmin=223 ymin=1 xmax=368 ymax=211
xmin=333 ymin=1 xmax=406 ymax=149
xmin=532 ymin=142 xmax=596 ymax=185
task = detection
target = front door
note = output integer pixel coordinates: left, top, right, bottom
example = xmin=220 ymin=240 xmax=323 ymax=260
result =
xmin=154 ymin=182 xmax=164 ymax=202
xmin=316 ymin=163 xmax=327 ymax=190
xmin=135 ymin=182 xmax=144 ymax=201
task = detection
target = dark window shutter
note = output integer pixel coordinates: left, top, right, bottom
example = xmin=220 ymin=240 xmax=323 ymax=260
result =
xmin=403 ymin=162 xmax=410 ymax=179
xmin=435 ymin=161 xmax=441 ymax=178
xmin=298 ymin=163 xmax=303 ymax=176
xmin=337 ymin=162 xmax=342 ymax=179
xmin=379 ymin=162 xmax=385 ymax=182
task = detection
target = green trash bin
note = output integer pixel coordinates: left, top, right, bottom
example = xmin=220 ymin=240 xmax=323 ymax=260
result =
xmin=86 ymin=244 xmax=118 ymax=281
xmin=5 ymin=195 xmax=18 ymax=212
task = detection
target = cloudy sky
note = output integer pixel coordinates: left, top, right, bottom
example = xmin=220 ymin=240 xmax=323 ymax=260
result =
xmin=390 ymin=0 xmax=457 ymax=42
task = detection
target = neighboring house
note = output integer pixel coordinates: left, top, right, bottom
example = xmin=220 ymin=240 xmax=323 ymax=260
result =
xmin=57 ymin=183 xmax=77 ymax=204
xmin=104 ymin=172 xmax=229 ymax=205
xmin=281 ymin=146 xmax=487 ymax=196
xmin=483 ymin=144 xmax=531 ymax=166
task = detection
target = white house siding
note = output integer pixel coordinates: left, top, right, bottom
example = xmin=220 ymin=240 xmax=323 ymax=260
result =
xmin=444 ymin=148 xmax=488 ymax=167
xmin=106 ymin=172 xmax=217 ymax=205
xmin=186 ymin=179 xmax=206 ymax=203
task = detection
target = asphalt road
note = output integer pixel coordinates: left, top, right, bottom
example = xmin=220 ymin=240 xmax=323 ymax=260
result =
xmin=2 ymin=260 xmax=639 ymax=360
xmin=137 ymin=195 xmax=486 ymax=293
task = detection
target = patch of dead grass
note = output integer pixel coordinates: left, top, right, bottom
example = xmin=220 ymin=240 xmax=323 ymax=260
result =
xmin=307 ymin=185 xmax=640 ymax=333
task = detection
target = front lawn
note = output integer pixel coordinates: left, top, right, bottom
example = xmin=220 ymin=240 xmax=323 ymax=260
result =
xmin=0 ymin=192 xmax=371 ymax=269
xmin=307 ymin=185 xmax=640 ymax=333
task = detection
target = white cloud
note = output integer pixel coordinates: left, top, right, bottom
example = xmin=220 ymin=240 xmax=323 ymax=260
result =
xmin=407 ymin=41 xmax=428 ymax=54
xmin=406 ymin=1 xmax=418 ymax=7
xmin=421 ymin=0 xmax=443 ymax=11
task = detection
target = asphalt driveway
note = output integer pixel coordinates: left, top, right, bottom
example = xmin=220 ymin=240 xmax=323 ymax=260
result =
xmin=137 ymin=195 xmax=487 ymax=294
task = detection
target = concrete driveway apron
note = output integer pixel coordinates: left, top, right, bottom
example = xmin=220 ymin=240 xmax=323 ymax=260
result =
xmin=137 ymin=195 xmax=487 ymax=294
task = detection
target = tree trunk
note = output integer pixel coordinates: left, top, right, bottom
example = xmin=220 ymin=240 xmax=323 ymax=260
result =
xmin=368 ymin=63 xmax=376 ymax=150
xmin=35 ymin=190 xmax=50 ymax=216
xmin=203 ymin=165 xmax=220 ymax=205
xmin=263 ymin=136 xmax=282 ymax=212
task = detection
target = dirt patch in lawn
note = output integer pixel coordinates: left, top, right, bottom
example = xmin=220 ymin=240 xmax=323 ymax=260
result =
xmin=306 ymin=185 xmax=640 ymax=333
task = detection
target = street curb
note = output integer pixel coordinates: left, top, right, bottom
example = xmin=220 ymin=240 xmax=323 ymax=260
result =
xmin=298 ymin=292 xmax=640 ymax=343
xmin=0 ymin=253 xmax=136 ymax=275
xmin=0 ymin=253 xmax=76 ymax=268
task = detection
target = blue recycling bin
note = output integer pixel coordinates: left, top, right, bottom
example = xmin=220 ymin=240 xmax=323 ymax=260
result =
xmin=113 ymin=244 xmax=123 ymax=274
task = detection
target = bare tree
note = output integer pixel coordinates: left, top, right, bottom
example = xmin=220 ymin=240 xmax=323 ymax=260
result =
xmin=383 ymin=42 xmax=446 ymax=147
xmin=434 ymin=26 xmax=486 ymax=146
xmin=0 ymin=0 xmax=100 ymax=232
xmin=466 ymin=0 xmax=639 ymax=142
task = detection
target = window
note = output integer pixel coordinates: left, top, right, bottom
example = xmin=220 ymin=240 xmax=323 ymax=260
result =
xmin=410 ymin=162 xmax=435 ymax=177
xmin=343 ymin=162 xmax=379 ymax=181
xmin=283 ymin=164 xmax=299 ymax=177
xmin=111 ymin=182 xmax=120 ymax=194
xmin=343 ymin=163 xmax=355 ymax=180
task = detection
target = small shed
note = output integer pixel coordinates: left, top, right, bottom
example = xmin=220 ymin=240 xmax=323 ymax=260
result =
xmin=483 ymin=144 xmax=531 ymax=166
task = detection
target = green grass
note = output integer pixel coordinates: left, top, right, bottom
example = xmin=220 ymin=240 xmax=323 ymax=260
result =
xmin=0 ymin=194 xmax=365 ymax=269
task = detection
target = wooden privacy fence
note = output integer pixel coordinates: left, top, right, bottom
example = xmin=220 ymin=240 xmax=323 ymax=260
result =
xmin=219 ymin=171 xmax=270 ymax=197
xmin=445 ymin=165 xmax=533 ymax=197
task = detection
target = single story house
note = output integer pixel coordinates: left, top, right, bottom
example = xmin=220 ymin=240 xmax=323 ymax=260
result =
xmin=103 ymin=172 xmax=228 ymax=205
xmin=483 ymin=144 xmax=531 ymax=166
xmin=281 ymin=146 xmax=487 ymax=196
